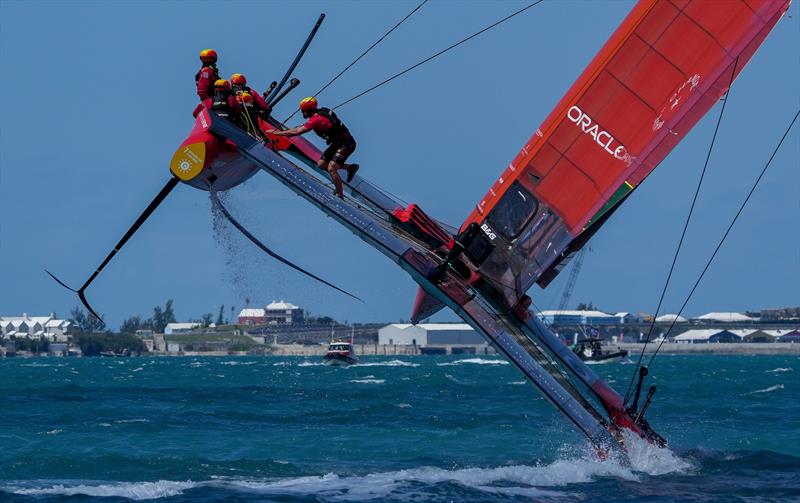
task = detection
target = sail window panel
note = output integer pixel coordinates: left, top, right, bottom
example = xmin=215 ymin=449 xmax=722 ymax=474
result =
xmin=684 ymin=1 xmax=751 ymax=50
xmin=606 ymin=34 xmax=650 ymax=83
xmin=486 ymin=181 xmax=539 ymax=240
xmin=578 ymin=69 xmax=621 ymax=114
xmin=564 ymin=133 xmax=623 ymax=194
xmin=549 ymin=116 xmax=583 ymax=156
xmin=535 ymin=158 xmax=599 ymax=231
xmin=525 ymin=142 xmax=561 ymax=179
xmin=623 ymin=48 xmax=685 ymax=111
xmin=594 ymin=83 xmax=655 ymax=156
xmin=636 ymin=0 xmax=681 ymax=46
xmin=654 ymin=13 xmax=717 ymax=75
xmin=744 ymin=0 xmax=776 ymax=19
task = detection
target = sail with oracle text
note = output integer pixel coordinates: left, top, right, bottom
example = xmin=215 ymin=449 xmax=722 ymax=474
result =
xmin=453 ymin=0 xmax=791 ymax=309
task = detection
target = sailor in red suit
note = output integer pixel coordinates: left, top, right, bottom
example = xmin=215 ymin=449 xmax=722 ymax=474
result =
xmin=230 ymin=73 xmax=271 ymax=117
xmin=269 ymin=97 xmax=359 ymax=199
xmin=193 ymin=49 xmax=220 ymax=117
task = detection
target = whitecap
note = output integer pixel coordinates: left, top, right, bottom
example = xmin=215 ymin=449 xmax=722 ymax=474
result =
xmin=298 ymin=362 xmax=323 ymax=367
xmin=508 ymin=380 xmax=527 ymax=385
xmin=767 ymin=367 xmax=792 ymax=373
xmin=743 ymin=384 xmax=784 ymax=395
xmin=114 ymin=418 xmax=149 ymax=424
xmin=132 ymin=367 xmax=144 ymax=372
xmin=221 ymin=360 xmax=256 ymax=366
xmin=354 ymin=360 xmax=419 ymax=367
xmin=4 ymin=480 xmax=196 ymax=500
xmin=349 ymin=379 xmax=385 ymax=384
xmin=437 ymin=358 xmax=509 ymax=366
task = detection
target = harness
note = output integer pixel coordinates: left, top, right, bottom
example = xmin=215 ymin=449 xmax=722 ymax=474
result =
xmin=211 ymin=90 xmax=231 ymax=118
xmin=314 ymin=107 xmax=350 ymax=143
xmin=194 ymin=64 xmax=220 ymax=84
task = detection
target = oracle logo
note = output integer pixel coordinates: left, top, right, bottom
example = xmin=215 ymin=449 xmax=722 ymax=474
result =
xmin=566 ymin=105 xmax=628 ymax=161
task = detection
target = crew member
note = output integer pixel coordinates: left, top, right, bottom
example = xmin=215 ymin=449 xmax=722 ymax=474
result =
xmin=194 ymin=49 xmax=220 ymax=116
xmin=210 ymin=79 xmax=240 ymax=119
xmin=231 ymin=73 xmax=271 ymax=117
xmin=269 ymin=97 xmax=359 ymax=199
xmin=236 ymin=91 xmax=260 ymax=134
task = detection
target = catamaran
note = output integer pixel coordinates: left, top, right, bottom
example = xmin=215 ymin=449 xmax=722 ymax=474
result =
xmin=50 ymin=0 xmax=792 ymax=460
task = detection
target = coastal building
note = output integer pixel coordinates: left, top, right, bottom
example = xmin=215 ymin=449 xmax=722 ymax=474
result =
xmin=694 ymin=312 xmax=757 ymax=323
xmin=379 ymin=323 xmax=485 ymax=347
xmin=674 ymin=329 xmax=741 ymax=343
xmin=0 ymin=314 xmax=71 ymax=342
xmin=538 ymin=310 xmax=619 ymax=326
xmin=237 ymin=301 xmax=304 ymax=325
xmin=775 ymin=329 xmax=800 ymax=343
xmin=164 ymin=323 xmax=201 ymax=335
xmin=238 ymin=308 xmax=267 ymax=325
xmin=655 ymin=314 xmax=688 ymax=323
xmin=266 ymin=300 xmax=304 ymax=324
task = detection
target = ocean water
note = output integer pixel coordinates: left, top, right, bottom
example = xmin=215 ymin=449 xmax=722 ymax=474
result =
xmin=0 ymin=354 xmax=797 ymax=502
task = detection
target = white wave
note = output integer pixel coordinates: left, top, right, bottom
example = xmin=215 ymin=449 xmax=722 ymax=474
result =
xmin=743 ymin=384 xmax=784 ymax=395
xmin=221 ymin=360 xmax=256 ymax=366
xmin=4 ymin=480 xmax=195 ymax=500
xmin=2 ymin=447 xmax=691 ymax=502
xmin=272 ymin=361 xmax=292 ymax=366
xmin=132 ymin=367 xmax=144 ymax=372
xmin=189 ymin=361 xmax=206 ymax=367
xmin=350 ymin=379 xmax=385 ymax=384
xmin=767 ymin=367 xmax=792 ymax=373
xmin=437 ymin=358 xmax=509 ymax=366
xmin=115 ymin=418 xmax=149 ymax=424
xmin=619 ymin=430 xmax=692 ymax=476
xmin=42 ymin=429 xmax=62 ymax=435
xmin=21 ymin=362 xmax=66 ymax=368
xmin=395 ymin=403 xmax=412 ymax=408
xmin=354 ymin=360 xmax=419 ymax=367
xmin=297 ymin=361 xmax=324 ymax=367
xmin=508 ymin=380 xmax=527 ymax=385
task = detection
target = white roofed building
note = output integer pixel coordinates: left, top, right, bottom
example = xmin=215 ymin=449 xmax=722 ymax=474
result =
xmin=379 ymin=323 xmax=485 ymax=347
xmin=655 ymin=314 xmax=688 ymax=323
xmin=238 ymin=308 xmax=267 ymax=325
xmin=1 ymin=314 xmax=71 ymax=341
xmin=695 ymin=312 xmax=757 ymax=323
xmin=266 ymin=300 xmax=304 ymax=324
xmin=164 ymin=322 xmax=201 ymax=335
xmin=674 ymin=329 xmax=740 ymax=343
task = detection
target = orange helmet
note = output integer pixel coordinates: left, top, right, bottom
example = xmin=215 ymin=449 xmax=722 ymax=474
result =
xmin=231 ymin=73 xmax=247 ymax=86
xmin=214 ymin=79 xmax=231 ymax=90
xmin=199 ymin=48 xmax=218 ymax=64
xmin=299 ymin=96 xmax=318 ymax=111
xmin=239 ymin=92 xmax=254 ymax=104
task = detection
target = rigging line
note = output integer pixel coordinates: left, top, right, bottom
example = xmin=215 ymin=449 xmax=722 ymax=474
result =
xmin=645 ymin=108 xmax=799 ymax=367
xmin=332 ymin=0 xmax=545 ymax=110
xmin=623 ymin=58 xmax=740 ymax=404
xmin=284 ymin=0 xmax=429 ymax=122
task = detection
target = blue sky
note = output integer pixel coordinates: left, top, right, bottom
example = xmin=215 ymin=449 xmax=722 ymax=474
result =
xmin=1 ymin=1 xmax=798 ymax=329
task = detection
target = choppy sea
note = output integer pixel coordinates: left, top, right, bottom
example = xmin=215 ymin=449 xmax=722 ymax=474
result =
xmin=0 ymin=354 xmax=797 ymax=502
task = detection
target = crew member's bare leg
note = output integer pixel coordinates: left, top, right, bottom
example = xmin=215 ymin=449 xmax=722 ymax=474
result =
xmin=327 ymin=161 xmax=345 ymax=198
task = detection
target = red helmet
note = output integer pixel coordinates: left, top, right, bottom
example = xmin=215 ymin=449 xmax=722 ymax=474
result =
xmin=200 ymin=48 xmax=218 ymax=64
xmin=299 ymin=96 xmax=318 ymax=111
xmin=231 ymin=73 xmax=247 ymax=86
xmin=214 ymin=79 xmax=231 ymax=90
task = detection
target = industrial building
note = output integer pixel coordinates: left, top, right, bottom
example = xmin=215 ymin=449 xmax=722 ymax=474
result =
xmin=378 ymin=323 xmax=486 ymax=352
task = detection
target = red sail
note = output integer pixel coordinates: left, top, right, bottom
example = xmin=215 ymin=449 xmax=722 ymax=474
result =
xmin=458 ymin=0 xmax=790 ymax=304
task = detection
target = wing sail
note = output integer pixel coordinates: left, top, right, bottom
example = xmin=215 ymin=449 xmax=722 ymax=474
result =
xmin=458 ymin=0 xmax=790 ymax=303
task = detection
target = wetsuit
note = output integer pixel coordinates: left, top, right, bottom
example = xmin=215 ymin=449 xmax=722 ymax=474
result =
xmin=304 ymin=108 xmax=356 ymax=164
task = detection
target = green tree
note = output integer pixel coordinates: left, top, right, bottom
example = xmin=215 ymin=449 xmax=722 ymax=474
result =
xmin=201 ymin=313 xmax=214 ymax=327
xmin=69 ymin=306 xmax=105 ymax=332
xmin=216 ymin=305 xmax=225 ymax=325
xmin=152 ymin=300 xmax=177 ymax=333
xmin=576 ymin=302 xmax=597 ymax=311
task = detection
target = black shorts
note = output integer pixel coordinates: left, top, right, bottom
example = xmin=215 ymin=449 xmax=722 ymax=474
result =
xmin=321 ymin=135 xmax=356 ymax=164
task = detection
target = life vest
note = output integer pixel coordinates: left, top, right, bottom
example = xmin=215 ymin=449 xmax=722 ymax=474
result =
xmin=314 ymin=107 xmax=350 ymax=143
xmin=211 ymin=90 xmax=232 ymax=118
xmin=195 ymin=64 xmax=220 ymax=84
